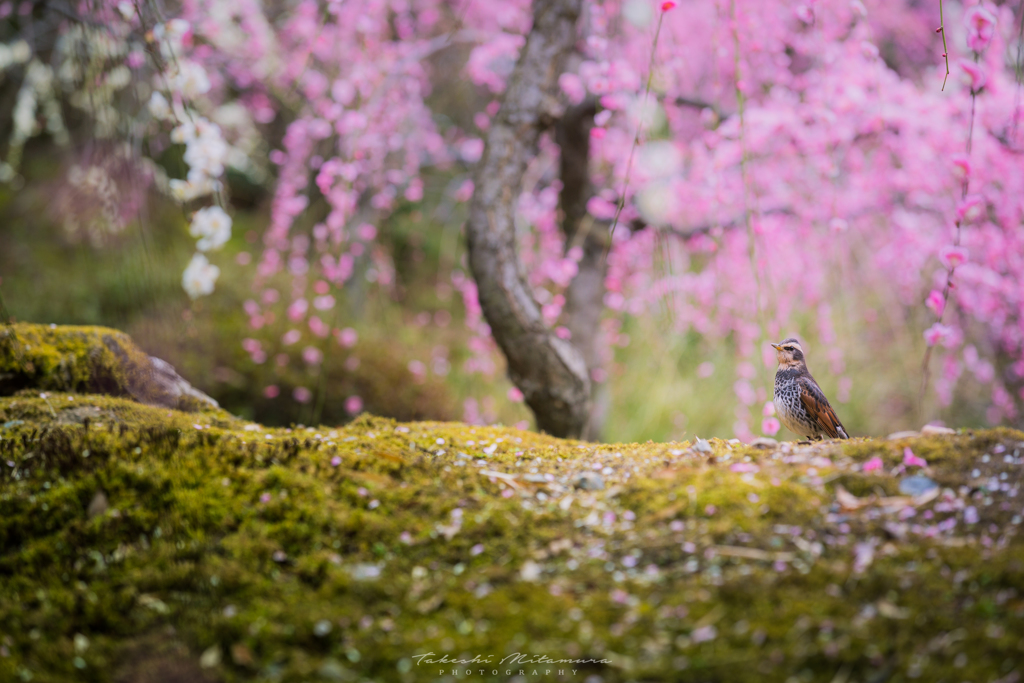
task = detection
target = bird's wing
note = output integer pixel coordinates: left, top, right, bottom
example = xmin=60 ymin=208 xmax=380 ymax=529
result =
xmin=799 ymin=376 xmax=849 ymax=439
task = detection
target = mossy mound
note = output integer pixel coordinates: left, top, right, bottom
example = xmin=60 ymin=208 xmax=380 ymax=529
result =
xmin=1 ymin=392 xmax=1023 ymax=682
xmin=0 ymin=323 xmax=218 ymax=413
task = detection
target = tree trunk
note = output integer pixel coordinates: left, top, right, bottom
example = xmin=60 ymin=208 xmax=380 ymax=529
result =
xmin=465 ymin=0 xmax=590 ymax=438
xmin=556 ymin=98 xmax=610 ymax=440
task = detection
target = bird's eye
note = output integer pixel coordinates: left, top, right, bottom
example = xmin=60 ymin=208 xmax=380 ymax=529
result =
xmin=783 ymin=346 xmax=794 ymax=351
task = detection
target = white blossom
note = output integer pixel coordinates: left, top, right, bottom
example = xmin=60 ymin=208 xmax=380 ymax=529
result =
xmin=169 ymin=177 xmax=216 ymax=201
xmin=168 ymin=60 xmax=211 ymax=99
xmin=170 ymin=116 xmax=230 ymax=190
xmin=184 ymin=132 xmax=229 ymax=180
xmin=182 ymin=253 xmax=220 ymax=299
xmin=189 ymin=205 xmax=232 ymax=251
xmin=0 ymin=40 xmax=32 ymax=72
xmin=154 ymin=20 xmax=192 ymax=59
xmin=148 ymin=92 xmax=171 ymax=120
xmin=170 ymin=120 xmax=197 ymax=144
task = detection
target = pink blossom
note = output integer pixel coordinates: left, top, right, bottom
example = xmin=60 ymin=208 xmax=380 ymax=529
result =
xmin=336 ymin=327 xmax=358 ymax=348
xmin=263 ymin=385 xmax=280 ymax=399
xmin=287 ymin=298 xmax=308 ymax=321
xmin=730 ymin=462 xmax=760 ymax=473
xmin=762 ymin=401 xmax=776 ymax=417
xmin=862 ymin=456 xmax=884 ymax=472
xmin=661 ymin=1 xmax=677 ymax=11
xmin=925 ymin=290 xmax=945 ymax=317
xmin=308 ymin=315 xmax=329 ymax=338
xmin=761 ymin=417 xmax=781 ymax=436
xmin=924 ymin=323 xmax=954 ymax=347
xmin=293 ymin=386 xmax=313 ymax=403
xmin=950 ymin=154 xmax=971 ymax=180
xmin=408 ymin=360 xmax=427 ymax=377
xmin=939 ymin=246 xmax=969 ymax=269
xmin=955 ymin=196 xmax=984 ymax=223
xmin=345 ymin=395 xmax=363 ymax=414
xmin=691 ymin=625 xmax=717 ymax=643
xmin=454 ymin=179 xmax=474 ymax=202
xmin=559 ymin=72 xmax=586 ymax=104
xmin=282 ymin=329 xmax=302 ymax=346
xmin=964 ymin=6 xmax=997 ymax=53
xmin=313 ymin=295 xmax=335 ymax=310
xmin=959 ymin=59 xmax=987 ymax=91
xmin=903 ymin=447 xmax=927 ymax=468
xmin=460 ymin=138 xmax=484 ymax=163
xmin=734 ymin=380 xmax=757 ymax=406
xmin=302 ymin=346 xmax=323 ymax=365
xmin=852 ymin=540 xmax=876 ymax=574
xmin=507 ymin=386 xmax=524 ymax=402
xmin=356 ymin=223 xmax=377 ymax=241
xmin=587 ymin=195 xmax=619 ymax=220
xmin=964 ymin=505 xmax=979 ymax=524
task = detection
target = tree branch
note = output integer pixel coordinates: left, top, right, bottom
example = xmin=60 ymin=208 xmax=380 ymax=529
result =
xmin=556 ymin=96 xmax=608 ymax=440
xmin=672 ymin=95 xmax=729 ymax=121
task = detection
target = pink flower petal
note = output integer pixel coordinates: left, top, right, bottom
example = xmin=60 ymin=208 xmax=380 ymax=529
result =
xmin=862 ymin=456 xmax=884 ymax=472
xmin=903 ymin=447 xmax=927 ymax=468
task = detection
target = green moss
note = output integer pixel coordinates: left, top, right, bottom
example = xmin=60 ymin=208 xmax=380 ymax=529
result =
xmin=0 ymin=323 xmax=224 ymax=414
xmin=1 ymin=391 xmax=1023 ymax=682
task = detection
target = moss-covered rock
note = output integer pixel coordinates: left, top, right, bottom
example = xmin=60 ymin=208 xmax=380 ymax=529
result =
xmin=2 ymin=387 xmax=1023 ymax=682
xmin=0 ymin=323 xmax=218 ymax=413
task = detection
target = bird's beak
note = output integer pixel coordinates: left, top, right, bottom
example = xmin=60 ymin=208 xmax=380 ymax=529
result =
xmin=770 ymin=343 xmax=782 ymax=351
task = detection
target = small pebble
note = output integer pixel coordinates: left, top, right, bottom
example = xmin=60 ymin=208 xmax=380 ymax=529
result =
xmin=574 ymin=471 xmax=605 ymax=491
xmin=899 ymin=475 xmax=939 ymax=497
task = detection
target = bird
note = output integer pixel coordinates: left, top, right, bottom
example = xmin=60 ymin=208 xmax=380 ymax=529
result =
xmin=771 ymin=338 xmax=849 ymax=440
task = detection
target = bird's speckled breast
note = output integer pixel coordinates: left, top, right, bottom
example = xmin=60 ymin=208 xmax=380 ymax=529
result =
xmin=773 ymin=368 xmax=816 ymax=437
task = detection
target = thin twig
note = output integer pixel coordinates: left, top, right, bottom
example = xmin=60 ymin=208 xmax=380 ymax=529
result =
xmin=728 ymin=0 xmax=770 ymax=386
xmin=938 ymin=0 xmax=950 ymax=91
xmin=605 ymin=9 xmax=667 ymax=254
xmin=1011 ymin=0 xmax=1024 ymax=143
xmin=921 ymin=45 xmax=981 ymax=398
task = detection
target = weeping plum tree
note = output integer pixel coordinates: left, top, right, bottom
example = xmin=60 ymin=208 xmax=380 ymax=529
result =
xmin=3 ymin=1 xmax=1024 ymax=438
xmin=465 ymin=0 xmax=593 ymax=438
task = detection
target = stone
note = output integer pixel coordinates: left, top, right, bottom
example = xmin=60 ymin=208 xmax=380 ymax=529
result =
xmin=574 ymin=471 xmax=605 ymax=490
xmin=86 ymin=490 xmax=108 ymax=519
xmin=887 ymin=430 xmax=921 ymax=440
xmin=898 ymin=475 xmax=939 ymax=497
xmin=921 ymin=424 xmax=956 ymax=436
xmin=693 ymin=438 xmax=713 ymax=454
xmin=0 ymin=323 xmax=217 ymax=413
xmin=751 ymin=437 xmax=779 ymax=449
